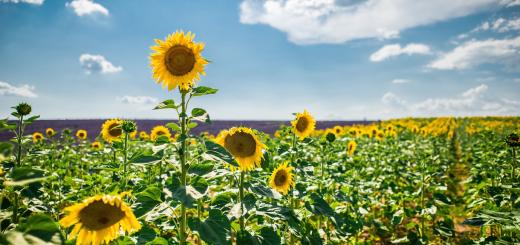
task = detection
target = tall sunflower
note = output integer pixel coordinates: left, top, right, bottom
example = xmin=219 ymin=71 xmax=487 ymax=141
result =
xmin=76 ymin=130 xmax=87 ymax=140
xmin=45 ymin=128 xmax=56 ymax=137
xmin=291 ymin=110 xmax=316 ymax=140
xmin=150 ymin=125 xmax=172 ymax=141
xmin=32 ymin=132 xmax=44 ymax=143
xmin=150 ymin=31 xmax=208 ymax=91
xmin=60 ymin=194 xmax=141 ymax=245
xmin=215 ymin=127 xmax=266 ymax=171
xmin=269 ymin=162 xmax=295 ymax=195
xmin=101 ymin=119 xmax=123 ymax=143
xmin=347 ymin=141 xmax=357 ymax=156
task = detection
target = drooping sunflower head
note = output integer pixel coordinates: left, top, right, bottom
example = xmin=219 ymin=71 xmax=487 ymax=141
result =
xmin=59 ymin=194 xmax=141 ymax=245
xmin=101 ymin=119 xmax=123 ymax=143
xmin=269 ymin=162 xmax=295 ymax=195
xmin=91 ymin=141 xmax=102 ymax=150
xmin=291 ymin=110 xmax=316 ymax=140
xmin=150 ymin=125 xmax=172 ymax=141
xmin=215 ymin=127 xmax=266 ymax=171
xmin=76 ymin=130 xmax=87 ymax=140
xmin=45 ymin=128 xmax=56 ymax=137
xmin=32 ymin=132 xmax=44 ymax=143
xmin=333 ymin=125 xmax=344 ymax=136
xmin=347 ymin=141 xmax=357 ymax=156
xmin=150 ymin=31 xmax=208 ymax=91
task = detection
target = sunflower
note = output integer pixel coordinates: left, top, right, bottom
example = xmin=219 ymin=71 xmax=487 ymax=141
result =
xmin=347 ymin=141 xmax=357 ymax=156
xmin=150 ymin=125 xmax=172 ymax=141
xmin=101 ymin=119 xmax=123 ymax=143
xmin=59 ymin=194 xmax=141 ymax=245
xmin=32 ymin=132 xmax=44 ymax=143
xmin=45 ymin=128 xmax=56 ymax=137
xmin=91 ymin=141 xmax=103 ymax=150
xmin=291 ymin=110 xmax=316 ymax=140
xmin=348 ymin=128 xmax=358 ymax=138
xmin=139 ymin=131 xmax=150 ymax=140
xmin=333 ymin=125 xmax=344 ymax=136
xmin=150 ymin=31 xmax=208 ymax=91
xmin=76 ymin=130 xmax=87 ymax=140
xmin=269 ymin=162 xmax=295 ymax=195
xmin=215 ymin=127 xmax=266 ymax=171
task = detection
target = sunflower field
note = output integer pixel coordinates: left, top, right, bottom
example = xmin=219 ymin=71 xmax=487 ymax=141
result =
xmin=0 ymin=31 xmax=519 ymax=245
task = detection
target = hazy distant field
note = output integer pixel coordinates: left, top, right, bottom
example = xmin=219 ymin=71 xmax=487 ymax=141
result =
xmin=0 ymin=119 xmax=373 ymax=140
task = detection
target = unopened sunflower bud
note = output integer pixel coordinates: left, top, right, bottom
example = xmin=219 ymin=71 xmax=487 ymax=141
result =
xmin=15 ymin=102 xmax=32 ymax=116
xmin=507 ymin=133 xmax=520 ymax=147
xmin=122 ymin=120 xmax=137 ymax=134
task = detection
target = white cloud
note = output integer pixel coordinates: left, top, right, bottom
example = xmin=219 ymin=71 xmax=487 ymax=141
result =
xmin=382 ymin=84 xmax=520 ymax=116
xmin=66 ymin=0 xmax=108 ymax=17
xmin=79 ymin=54 xmax=122 ymax=74
xmin=428 ymin=36 xmax=520 ymax=70
xmin=0 ymin=81 xmax=37 ymax=98
xmin=117 ymin=96 xmax=158 ymax=105
xmin=1 ymin=0 xmax=43 ymax=4
xmin=391 ymin=79 xmax=412 ymax=84
xmin=370 ymin=43 xmax=431 ymax=62
xmin=474 ymin=17 xmax=520 ymax=33
xmin=239 ymin=0 xmax=507 ymax=45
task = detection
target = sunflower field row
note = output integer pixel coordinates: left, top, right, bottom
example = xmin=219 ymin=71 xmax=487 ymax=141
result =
xmin=0 ymin=31 xmax=519 ymax=245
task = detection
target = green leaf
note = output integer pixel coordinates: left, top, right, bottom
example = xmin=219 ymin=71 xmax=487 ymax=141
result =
xmin=188 ymin=122 xmax=199 ymax=129
xmin=6 ymin=214 xmax=64 ymax=244
xmin=134 ymin=186 xmax=162 ymax=217
xmin=258 ymin=226 xmax=281 ymax=245
xmin=146 ymin=237 xmax=169 ymax=245
xmin=190 ymin=176 xmax=209 ymax=194
xmin=249 ymin=183 xmax=281 ymax=199
xmin=204 ymin=140 xmax=238 ymax=167
xmin=23 ymin=115 xmax=40 ymax=125
xmin=130 ymin=154 xmax=162 ymax=165
xmin=191 ymin=108 xmax=211 ymax=124
xmin=189 ymin=161 xmax=214 ymax=176
xmin=191 ymin=86 xmax=218 ymax=97
xmin=188 ymin=209 xmax=231 ymax=245
xmin=165 ymin=122 xmax=181 ymax=132
xmin=6 ymin=167 xmax=46 ymax=186
xmin=153 ymin=99 xmax=179 ymax=110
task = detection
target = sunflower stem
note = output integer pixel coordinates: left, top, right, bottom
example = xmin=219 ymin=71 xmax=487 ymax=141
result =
xmin=179 ymin=90 xmax=188 ymax=245
xmin=239 ymin=170 xmax=245 ymax=232
xmin=16 ymin=115 xmax=23 ymax=168
xmin=123 ymin=132 xmax=129 ymax=190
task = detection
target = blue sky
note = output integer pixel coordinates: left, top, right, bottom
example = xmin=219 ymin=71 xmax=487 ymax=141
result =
xmin=0 ymin=0 xmax=519 ymax=120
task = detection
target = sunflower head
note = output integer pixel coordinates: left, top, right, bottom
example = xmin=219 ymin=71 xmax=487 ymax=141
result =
xmin=215 ymin=127 xmax=266 ymax=171
xmin=59 ymin=194 xmax=141 ymax=245
xmin=333 ymin=125 xmax=344 ymax=136
xmin=91 ymin=141 xmax=103 ymax=150
xmin=347 ymin=141 xmax=357 ymax=156
xmin=32 ymin=132 xmax=44 ymax=143
xmin=139 ymin=131 xmax=150 ymax=140
xmin=14 ymin=102 xmax=32 ymax=116
xmin=325 ymin=129 xmax=336 ymax=142
xmin=506 ymin=133 xmax=520 ymax=147
xmin=150 ymin=31 xmax=208 ymax=91
xmin=101 ymin=119 xmax=124 ymax=143
xmin=348 ymin=128 xmax=358 ymax=137
xmin=150 ymin=125 xmax=172 ymax=141
xmin=76 ymin=130 xmax=87 ymax=140
xmin=291 ymin=110 xmax=316 ymax=140
xmin=269 ymin=162 xmax=295 ymax=195
xmin=45 ymin=128 xmax=56 ymax=137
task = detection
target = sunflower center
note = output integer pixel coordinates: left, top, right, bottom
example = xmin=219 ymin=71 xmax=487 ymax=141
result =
xmin=224 ymin=132 xmax=257 ymax=158
xmin=156 ymin=131 xmax=165 ymax=136
xmin=165 ymin=45 xmax=196 ymax=76
xmin=108 ymin=123 xmax=122 ymax=138
xmin=295 ymin=117 xmax=309 ymax=132
xmin=79 ymin=200 xmax=125 ymax=231
xmin=79 ymin=133 xmax=85 ymax=137
xmin=36 ymin=135 xmax=42 ymax=139
xmin=274 ymin=170 xmax=287 ymax=187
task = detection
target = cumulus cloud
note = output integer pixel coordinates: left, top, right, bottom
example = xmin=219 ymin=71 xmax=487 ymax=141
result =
xmin=391 ymin=79 xmax=412 ymax=84
xmin=474 ymin=17 xmax=520 ymax=33
xmin=428 ymin=36 xmax=520 ymax=70
xmin=1 ymin=0 xmax=43 ymax=4
xmin=370 ymin=43 xmax=431 ymax=62
xmin=66 ymin=0 xmax=108 ymax=17
xmin=382 ymin=84 xmax=519 ymax=116
xmin=239 ymin=0 xmax=507 ymax=44
xmin=117 ymin=96 xmax=158 ymax=105
xmin=79 ymin=54 xmax=122 ymax=74
xmin=0 ymin=81 xmax=37 ymax=98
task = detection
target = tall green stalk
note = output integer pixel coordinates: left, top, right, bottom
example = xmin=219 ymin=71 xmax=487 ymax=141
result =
xmin=179 ymin=90 xmax=188 ymax=245
xmin=239 ymin=170 xmax=245 ymax=232
xmin=123 ymin=132 xmax=129 ymax=190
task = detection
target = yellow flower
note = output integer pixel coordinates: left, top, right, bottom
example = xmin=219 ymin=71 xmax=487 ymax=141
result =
xmin=45 ymin=128 xmax=56 ymax=137
xmin=215 ymin=127 xmax=266 ymax=171
xmin=76 ymin=130 xmax=87 ymax=140
xmin=150 ymin=125 xmax=172 ymax=141
xmin=139 ymin=131 xmax=150 ymax=140
xmin=291 ymin=110 xmax=316 ymax=140
xmin=347 ymin=141 xmax=357 ymax=156
xmin=150 ymin=31 xmax=208 ymax=91
xmin=91 ymin=141 xmax=102 ymax=150
xmin=101 ymin=119 xmax=123 ymax=143
xmin=32 ymin=132 xmax=44 ymax=143
xmin=333 ymin=125 xmax=344 ymax=136
xmin=348 ymin=128 xmax=358 ymax=138
xmin=59 ymin=194 xmax=141 ymax=245
xmin=269 ymin=162 xmax=294 ymax=195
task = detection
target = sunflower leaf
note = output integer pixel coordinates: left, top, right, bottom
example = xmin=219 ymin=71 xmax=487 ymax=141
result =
xmin=191 ymin=86 xmax=218 ymax=97
xmin=153 ymin=100 xmax=179 ymax=110
xmin=204 ymin=140 xmax=239 ymax=167
xmin=188 ymin=209 xmax=231 ymax=245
